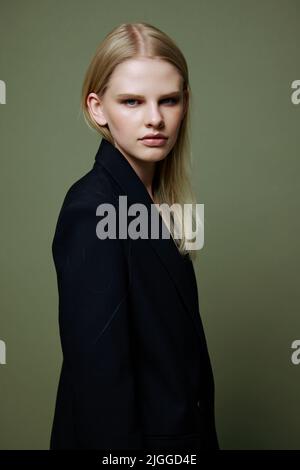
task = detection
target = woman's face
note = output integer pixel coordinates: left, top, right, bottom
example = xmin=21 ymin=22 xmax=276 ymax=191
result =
xmin=87 ymin=57 xmax=187 ymax=164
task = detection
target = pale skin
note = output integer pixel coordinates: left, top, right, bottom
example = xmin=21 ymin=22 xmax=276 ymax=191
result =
xmin=86 ymin=57 xmax=188 ymax=202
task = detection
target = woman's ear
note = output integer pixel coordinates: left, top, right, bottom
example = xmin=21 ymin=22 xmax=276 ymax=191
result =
xmin=86 ymin=93 xmax=108 ymax=126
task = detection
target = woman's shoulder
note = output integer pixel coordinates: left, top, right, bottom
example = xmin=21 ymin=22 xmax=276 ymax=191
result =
xmin=52 ymin=166 xmax=129 ymax=274
xmin=61 ymin=164 xmax=116 ymax=212
xmin=52 ymin=165 xmax=120 ymax=247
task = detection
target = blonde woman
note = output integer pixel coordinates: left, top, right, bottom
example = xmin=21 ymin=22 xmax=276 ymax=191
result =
xmin=50 ymin=22 xmax=219 ymax=450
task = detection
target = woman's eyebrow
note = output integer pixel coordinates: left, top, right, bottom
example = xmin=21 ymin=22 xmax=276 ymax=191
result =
xmin=116 ymin=91 xmax=181 ymax=99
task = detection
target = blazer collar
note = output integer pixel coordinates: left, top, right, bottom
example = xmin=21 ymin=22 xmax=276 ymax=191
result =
xmin=92 ymin=138 xmax=205 ymax=341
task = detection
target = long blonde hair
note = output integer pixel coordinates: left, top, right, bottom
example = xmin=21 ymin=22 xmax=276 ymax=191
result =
xmin=81 ymin=22 xmax=199 ymax=261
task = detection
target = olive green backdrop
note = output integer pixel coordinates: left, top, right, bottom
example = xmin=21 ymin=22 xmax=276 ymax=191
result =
xmin=0 ymin=0 xmax=299 ymax=450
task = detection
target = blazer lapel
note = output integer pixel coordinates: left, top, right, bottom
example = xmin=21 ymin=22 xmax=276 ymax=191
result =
xmin=93 ymin=138 xmax=205 ymax=342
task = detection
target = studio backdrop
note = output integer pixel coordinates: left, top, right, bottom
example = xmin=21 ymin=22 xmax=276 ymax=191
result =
xmin=0 ymin=0 xmax=299 ymax=450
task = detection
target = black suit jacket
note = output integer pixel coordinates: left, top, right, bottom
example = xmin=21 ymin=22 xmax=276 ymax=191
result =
xmin=50 ymin=138 xmax=219 ymax=450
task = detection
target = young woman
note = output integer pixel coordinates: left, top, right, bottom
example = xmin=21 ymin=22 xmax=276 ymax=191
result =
xmin=50 ymin=22 xmax=219 ymax=450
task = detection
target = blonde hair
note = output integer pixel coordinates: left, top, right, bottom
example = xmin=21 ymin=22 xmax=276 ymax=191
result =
xmin=81 ymin=22 xmax=199 ymax=261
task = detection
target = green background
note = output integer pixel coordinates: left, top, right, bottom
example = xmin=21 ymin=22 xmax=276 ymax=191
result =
xmin=0 ymin=0 xmax=299 ymax=450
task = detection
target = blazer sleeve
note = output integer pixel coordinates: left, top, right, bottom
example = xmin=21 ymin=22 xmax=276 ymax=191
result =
xmin=52 ymin=199 xmax=143 ymax=449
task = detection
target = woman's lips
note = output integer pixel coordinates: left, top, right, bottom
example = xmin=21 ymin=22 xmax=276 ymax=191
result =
xmin=140 ymin=137 xmax=167 ymax=146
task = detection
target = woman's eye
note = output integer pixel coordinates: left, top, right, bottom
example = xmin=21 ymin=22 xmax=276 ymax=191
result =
xmin=121 ymin=98 xmax=179 ymax=106
xmin=123 ymin=99 xmax=139 ymax=106
xmin=162 ymin=98 xmax=179 ymax=105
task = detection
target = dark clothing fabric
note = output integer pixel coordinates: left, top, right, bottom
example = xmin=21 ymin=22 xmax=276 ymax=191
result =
xmin=50 ymin=138 xmax=219 ymax=450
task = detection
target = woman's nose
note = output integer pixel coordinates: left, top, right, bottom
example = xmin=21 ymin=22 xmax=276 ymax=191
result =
xmin=144 ymin=104 xmax=164 ymax=126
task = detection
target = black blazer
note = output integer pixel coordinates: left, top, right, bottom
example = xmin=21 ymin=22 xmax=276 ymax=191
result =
xmin=50 ymin=138 xmax=219 ymax=450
